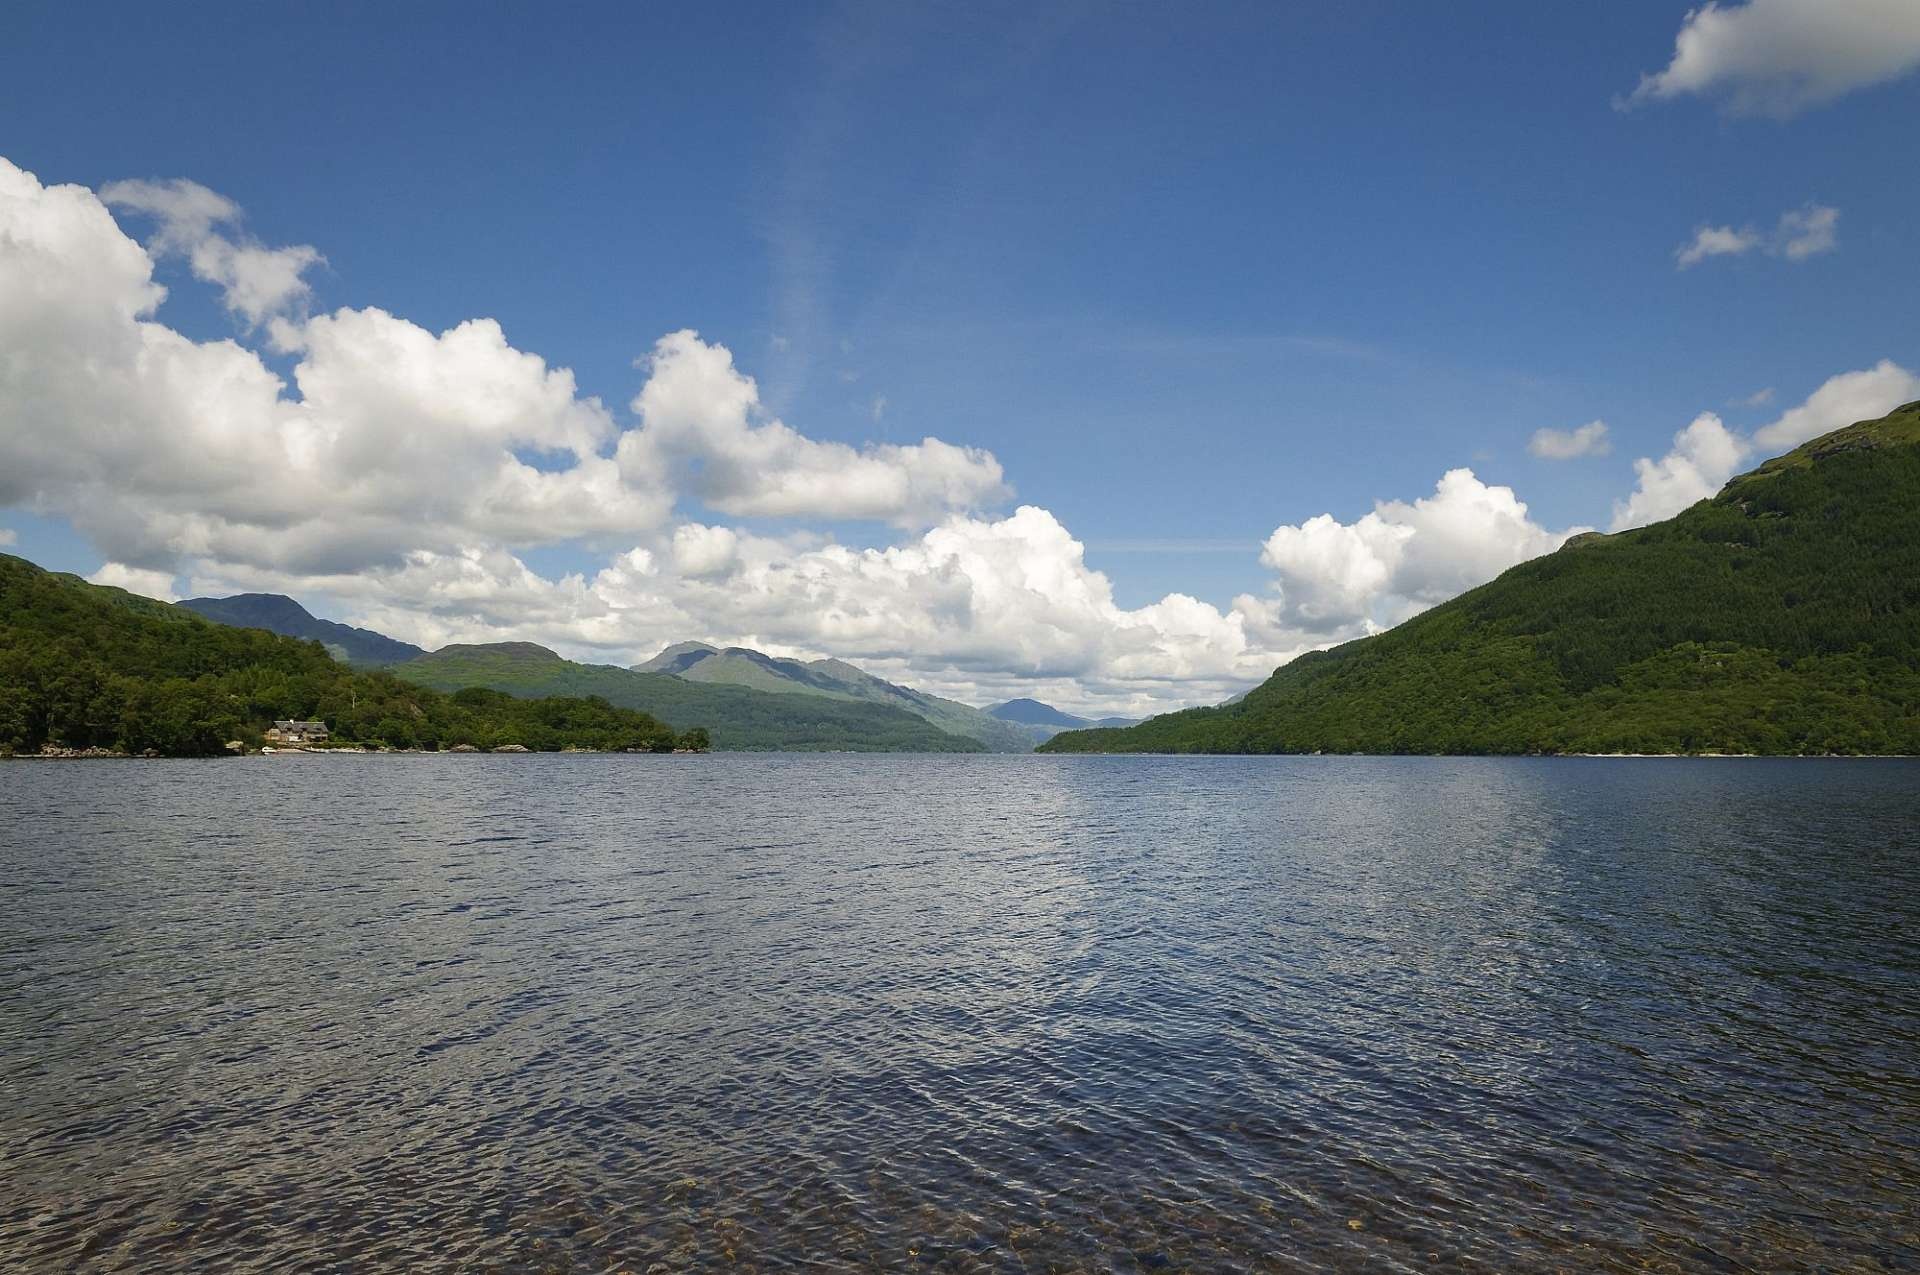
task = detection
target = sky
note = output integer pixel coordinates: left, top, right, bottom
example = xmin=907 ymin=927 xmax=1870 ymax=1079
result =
xmin=3 ymin=0 xmax=1919 ymax=714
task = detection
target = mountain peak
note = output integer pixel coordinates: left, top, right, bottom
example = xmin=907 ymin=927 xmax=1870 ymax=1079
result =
xmin=986 ymin=698 xmax=1089 ymax=728
xmin=436 ymin=641 xmax=561 ymax=661
xmin=177 ymin=593 xmax=423 ymax=666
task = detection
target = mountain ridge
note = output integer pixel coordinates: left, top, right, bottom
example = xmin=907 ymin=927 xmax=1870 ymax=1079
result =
xmin=177 ymin=593 xmax=426 ymax=667
xmin=397 ymin=642 xmax=985 ymax=753
xmin=632 ymin=643 xmax=1035 ymax=752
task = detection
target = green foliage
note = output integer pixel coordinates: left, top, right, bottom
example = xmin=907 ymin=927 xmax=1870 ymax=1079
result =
xmin=0 ymin=556 xmax=683 ymax=757
xmin=395 ymin=643 xmax=985 ymax=752
xmin=677 ymin=726 xmax=711 ymax=752
xmin=1043 ymin=401 xmax=1920 ymax=757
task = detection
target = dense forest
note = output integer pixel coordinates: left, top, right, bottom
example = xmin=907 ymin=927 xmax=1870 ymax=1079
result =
xmin=0 ymin=555 xmax=693 ymax=757
xmin=1044 ymin=402 xmax=1920 ymax=756
xmin=396 ymin=642 xmax=986 ymax=752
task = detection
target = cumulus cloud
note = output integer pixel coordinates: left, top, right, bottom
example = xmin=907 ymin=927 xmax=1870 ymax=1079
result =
xmin=183 ymin=508 xmax=1301 ymax=716
xmin=1258 ymin=470 xmax=1582 ymax=633
xmin=627 ymin=331 xmax=1006 ymax=526
xmin=88 ymin=562 xmax=179 ymax=602
xmin=0 ymin=527 xmax=16 ymax=546
xmin=1528 ymin=420 xmax=1611 ymax=460
xmin=0 ymin=158 xmax=1007 ymax=582
xmin=1623 ymin=0 xmax=1920 ymax=117
xmin=1610 ymin=413 xmax=1749 ymax=531
xmin=1751 ymin=358 xmax=1920 ymax=449
xmin=1676 ymin=204 xmax=1839 ymax=268
xmin=101 ymin=177 xmax=324 ymax=325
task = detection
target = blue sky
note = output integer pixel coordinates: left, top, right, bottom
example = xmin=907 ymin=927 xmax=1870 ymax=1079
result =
xmin=3 ymin=1 xmax=1918 ymax=710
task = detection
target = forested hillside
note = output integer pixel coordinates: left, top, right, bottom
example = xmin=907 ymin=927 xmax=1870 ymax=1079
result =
xmin=1044 ymin=403 xmax=1920 ymax=756
xmin=0 ymin=556 xmax=685 ymax=756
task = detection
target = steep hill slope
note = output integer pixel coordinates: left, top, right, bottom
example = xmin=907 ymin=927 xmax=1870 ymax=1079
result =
xmin=1044 ymin=402 xmax=1920 ymax=756
xmin=398 ymin=643 xmax=984 ymax=752
xmin=634 ymin=643 xmax=1033 ymax=752
xmin=178 ymin=593 xmax=425 ymax=666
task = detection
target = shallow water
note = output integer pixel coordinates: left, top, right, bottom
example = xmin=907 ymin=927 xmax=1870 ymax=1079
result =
xmin=1 ymin=754 xmax=1916 ymax=1272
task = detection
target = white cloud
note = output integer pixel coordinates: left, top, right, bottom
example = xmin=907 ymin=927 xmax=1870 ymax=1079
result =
xmin=0 ymin=158 xmax=1004 ymax=586
xmin=88 ymin=562 xmax=179 ymax=602
xmin=1676 ymin=204 xmax=1839 ymax=268
xmin=0 ymin=527 xmax=15 ymax=546
xmin=101 ymin=178 xmax=324 ymax=325
xmin=627 ymin=330 xmax=1007 ymax=526
xmin=1734 ymin=386 xmax=1776 ymax=408
xmin=1676 ymin=225 xmax=1763 ymax=268
xmin=184 ymin=508 xmax=1302 ymax=717
xmin=1611 ymin=413 xmax=1748 ymax=530
xmin=1776 ymin=204 xmax=1840 ymax=260
xmin=1529 ymin=420 xmax=1611 ymax=460
xmin=1258 ymin=469 xmax=1582 ymax=633
xmin=1623 ymin=0 xmax=1920 ymax=117
xmin=1751 ymin=358 xmax=1920 ymax=449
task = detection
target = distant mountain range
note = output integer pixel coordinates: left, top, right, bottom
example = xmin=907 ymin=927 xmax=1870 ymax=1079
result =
xmin=178 ymin=593 xmax=424 ymax=666
xmin=983 ymin=697 xmax=1138 ymax=744
xmin=1044 ymin=400 xmax=1920 ymax=755
xmin=634 ymin=642 xmax=1033 ymax=752
xmin=169 ymin=593 xmax=1130 ymax=753
xmin=395 ymin=641 xmax=983 ymax=752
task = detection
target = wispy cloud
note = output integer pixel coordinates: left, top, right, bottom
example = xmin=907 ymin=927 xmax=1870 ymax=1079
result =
xmin=1528 ymin=420 xmax=1611 ymax=460
xmin=1676 ymin=204 xmax=1838 ymax=269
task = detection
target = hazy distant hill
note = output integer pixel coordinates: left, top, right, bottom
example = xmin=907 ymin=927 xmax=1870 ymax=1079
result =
xmin=178 ymin=593 xmax=425 ymax=667
xmin=985 ymin=697 xmax=1139 ymax=744
xmin=1044 ymin=402 xmax=1920 ymax=756
xmin=635 ymin=643 xmax=1035 ymax=752
xmin=398 ymin=642 xmax=984 ymax=752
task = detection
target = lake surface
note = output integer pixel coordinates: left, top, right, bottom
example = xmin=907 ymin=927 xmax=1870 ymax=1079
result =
xmin=1 ymin=755 xmax=1916 ymax=1273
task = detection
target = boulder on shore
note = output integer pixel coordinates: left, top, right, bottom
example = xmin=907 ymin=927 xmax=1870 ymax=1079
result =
xmin=448 ymin=743 xmax=480 ymax=753
xmin=491 ymin=743 xmax=530 ymax=753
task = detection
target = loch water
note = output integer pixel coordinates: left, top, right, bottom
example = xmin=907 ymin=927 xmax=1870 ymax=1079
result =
xmin=1 ymin=754 xmax=1916 ymax=1273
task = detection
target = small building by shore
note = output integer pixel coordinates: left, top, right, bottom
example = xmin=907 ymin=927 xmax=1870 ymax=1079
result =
xmin=265 ymin=719 xmax=330 ymax=745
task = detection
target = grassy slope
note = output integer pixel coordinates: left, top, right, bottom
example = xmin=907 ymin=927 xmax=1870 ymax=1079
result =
xmin=1043 ymin=402 xmax=1920 ymax=756
xmin=396 ymin=643 xmax=985 ymax=752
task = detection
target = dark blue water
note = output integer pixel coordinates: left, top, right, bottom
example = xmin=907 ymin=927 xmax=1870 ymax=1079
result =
xmin=1 ymin=755 xmax=1916 ymax=1272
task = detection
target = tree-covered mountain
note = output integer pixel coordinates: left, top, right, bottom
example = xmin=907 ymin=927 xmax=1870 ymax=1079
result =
xmin=178 ymin=592 xmax=426 ymax=666
xmin=634 ymin=642 xmax=1034 ymax=752
xmin=0 ymin=555 xmax=685 ymax=756
xmin=1043 ymin=402 xmax=1920 ymax=756
xmin=397 ymin=642 xmax=985 ymax=752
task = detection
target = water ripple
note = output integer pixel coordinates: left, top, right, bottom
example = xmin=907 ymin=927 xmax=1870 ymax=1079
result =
xmin=1 ymin=754 xmax=1916 ymax=1272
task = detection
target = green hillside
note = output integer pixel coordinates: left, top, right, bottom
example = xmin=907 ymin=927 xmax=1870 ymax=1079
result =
xmin=637 ymin=643 xmax=1033 ymax=752
xmin=0 ymin=555 xmax=684 ymax=756
xmin=1043 ymin=402 xmax=1920 ymax=756
xmin=397 ymin=642 xmax=985 ymax=752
